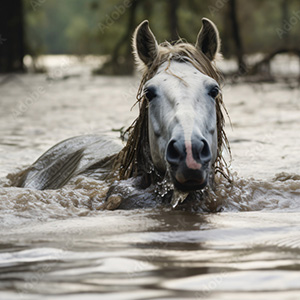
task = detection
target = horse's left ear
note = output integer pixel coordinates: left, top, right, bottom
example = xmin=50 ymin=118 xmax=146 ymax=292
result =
xmin=133 ymin=20 xmax=158 ymax=68
xmin=195 ymin=18 xmax=220 ymax=61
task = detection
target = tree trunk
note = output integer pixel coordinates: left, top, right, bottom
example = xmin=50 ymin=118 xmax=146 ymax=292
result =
xmin=99 ymin=0 xmax=138 ymax=75
xmin=0 ymin=0 xmax=25 ymax=73
xmin=281 ymin=0 xmax=289 ymax=45
xmin=168 ymin=0 xmax=179 ymax=42
xmin=228 ymin=0 xmax=246 ymax=74
xmin=142 ymin=0 xmax=153 ymax=22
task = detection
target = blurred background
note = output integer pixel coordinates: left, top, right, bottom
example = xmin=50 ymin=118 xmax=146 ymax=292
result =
xmin=0 ymin=0 xmax=300 ymax=80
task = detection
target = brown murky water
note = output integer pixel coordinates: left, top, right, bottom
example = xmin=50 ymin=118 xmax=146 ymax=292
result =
xmin=0 ymin=56 xmax=300 ymax=299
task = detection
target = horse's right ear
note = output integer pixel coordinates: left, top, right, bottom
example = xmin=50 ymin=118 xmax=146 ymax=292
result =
xmin=133 ymin=20 xmax=158 ymax=68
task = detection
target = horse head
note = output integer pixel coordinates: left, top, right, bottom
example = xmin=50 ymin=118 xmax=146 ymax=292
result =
xmin=112 ymin=18 xmax=229 ymax=209
xmin=130 ymin=18 xmax=226 ymax=193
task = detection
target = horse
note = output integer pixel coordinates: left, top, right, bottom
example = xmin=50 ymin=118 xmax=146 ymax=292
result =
xmin=13 ymin=18 xmax=230 ymax=210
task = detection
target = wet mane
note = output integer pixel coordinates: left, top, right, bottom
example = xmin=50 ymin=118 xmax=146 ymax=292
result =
xmin=112 ymin=41 xmax=231 ymax=185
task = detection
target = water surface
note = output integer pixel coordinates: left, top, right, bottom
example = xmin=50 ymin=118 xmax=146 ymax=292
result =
xmin=0 ymin=56 xmax=299 ymax=299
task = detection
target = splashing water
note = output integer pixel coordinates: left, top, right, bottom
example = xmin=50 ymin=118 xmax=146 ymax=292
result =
xmin=152 ymin=167 xmax=188 ymax=208
xmin=171 ymin=189 xmax=189 ymax=208
xmin=1 ymin=168 xmax=300 ymax=228
xmin=210 ymin=172 xmax=300 ymax=212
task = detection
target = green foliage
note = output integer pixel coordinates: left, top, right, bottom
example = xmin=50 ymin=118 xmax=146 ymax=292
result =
xmin=24 ymin=0 xmax=102 ymax=54
xmin=24 ymin=0 xmax=300 ymax=58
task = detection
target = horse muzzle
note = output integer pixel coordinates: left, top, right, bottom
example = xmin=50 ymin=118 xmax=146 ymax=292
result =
xmin=166 ymin=137 xmax=212 ymax=191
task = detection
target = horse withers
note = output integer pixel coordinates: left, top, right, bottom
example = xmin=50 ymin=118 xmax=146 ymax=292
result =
xmin=14 ymin=18 xmax=230 ymax=209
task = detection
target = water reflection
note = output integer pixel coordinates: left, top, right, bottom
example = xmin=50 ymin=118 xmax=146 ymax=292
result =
xmin=0 ymin=209 xmax=300 ymax=299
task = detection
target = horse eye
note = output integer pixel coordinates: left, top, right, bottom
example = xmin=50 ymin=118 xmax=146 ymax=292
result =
xmin=208 ymin=86 xmax=219 ymax=98
xmin=144 ymin=87 xmax=157 ymax=102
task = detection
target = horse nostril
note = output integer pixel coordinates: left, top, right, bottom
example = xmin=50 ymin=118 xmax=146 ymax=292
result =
xmin=166 ymin=140 xmax=182 ymax=165
xmin=199 ymin=139 xmax=211 ymax=163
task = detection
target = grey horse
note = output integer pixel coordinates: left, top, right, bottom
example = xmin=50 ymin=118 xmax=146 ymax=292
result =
xmin=14 ymin=18 xmax=230 ymax=209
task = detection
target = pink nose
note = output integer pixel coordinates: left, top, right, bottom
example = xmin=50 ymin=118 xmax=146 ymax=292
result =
xmin=185 ymin=141 xmax=202 ymax=169
xmin=166 ymin=138 xmax=211 ymax=169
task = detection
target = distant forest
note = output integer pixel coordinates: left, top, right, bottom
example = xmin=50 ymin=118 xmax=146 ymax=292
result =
xmin=24 ymin=0 xmax=300 ymax=55
xmin=1 ymin=0 xmax=300 ymax=73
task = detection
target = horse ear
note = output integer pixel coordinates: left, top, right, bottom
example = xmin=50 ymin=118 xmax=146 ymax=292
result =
xmin=195 ymin=18 xmax=220 ymax=61
xmin=133 ymin=20 xmax=158 ymax=68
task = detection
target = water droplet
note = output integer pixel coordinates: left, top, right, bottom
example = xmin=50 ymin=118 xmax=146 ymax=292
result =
xmin=171 ymin=189 xmax=188 ymax=208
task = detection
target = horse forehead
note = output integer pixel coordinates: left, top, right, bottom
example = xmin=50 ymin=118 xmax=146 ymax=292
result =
xmin=150 ymin=61 xmax=212 ymax=89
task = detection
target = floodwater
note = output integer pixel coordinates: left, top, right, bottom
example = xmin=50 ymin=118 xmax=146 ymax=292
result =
xmin=0 ymin=55 xmax=300 ymax=299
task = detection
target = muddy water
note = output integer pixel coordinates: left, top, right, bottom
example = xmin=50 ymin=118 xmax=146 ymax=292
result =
xmin=0 ymin=56 xmax=300 ymax=299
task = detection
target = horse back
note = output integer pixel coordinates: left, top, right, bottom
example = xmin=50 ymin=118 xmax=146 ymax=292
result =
xmin=13 ymin=135 xmax=122 ymax=190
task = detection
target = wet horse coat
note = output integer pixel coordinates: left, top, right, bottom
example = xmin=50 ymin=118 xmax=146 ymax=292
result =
xmin=14 ymin=18 xmax=230 ymax=209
